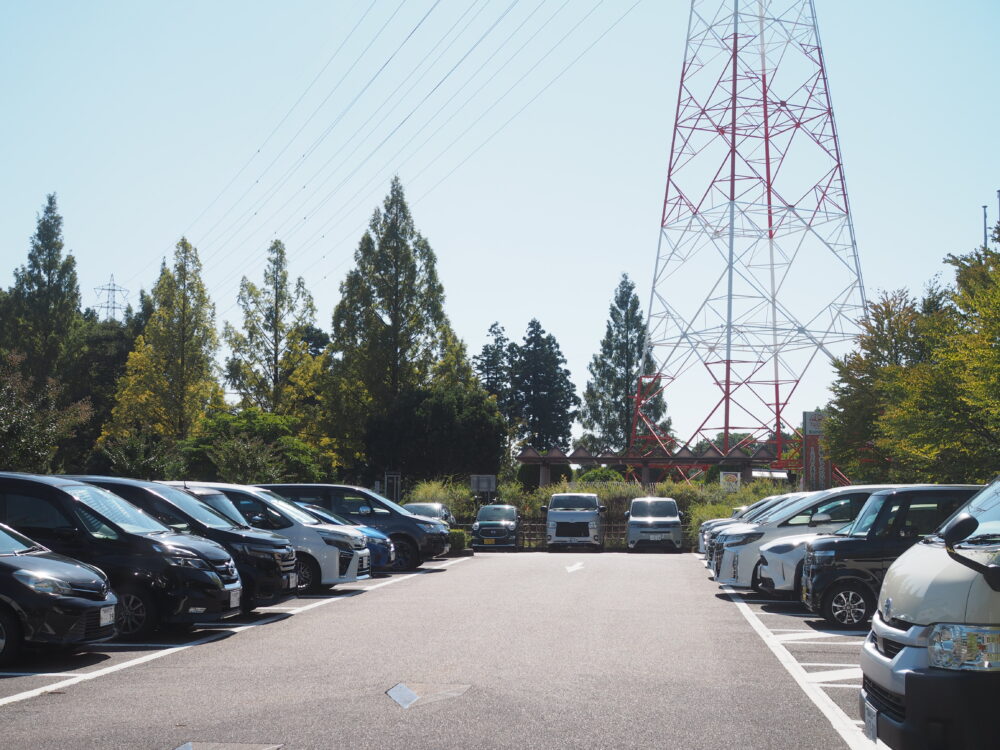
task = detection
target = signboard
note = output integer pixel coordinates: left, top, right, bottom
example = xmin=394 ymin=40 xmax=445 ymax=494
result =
xmin=720 ymin=472 xmax=741 ymax=493
xmin=802 ymin=411 xmax=833 ymax=490
xmin=470 ymin=475 xmax=496 ymax=493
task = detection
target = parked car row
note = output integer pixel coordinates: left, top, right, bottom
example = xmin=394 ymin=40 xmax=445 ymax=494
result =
xmin=0 ymin=474 xmax=453 ymax=664
xmin=698 ymin=479 xmax=1000 ymax=750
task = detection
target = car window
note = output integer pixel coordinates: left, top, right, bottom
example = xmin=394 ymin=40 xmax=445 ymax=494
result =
xmin=76 ymin=505 xmax=120 ymax=540
xmin=549 ymin=494 xmax=598 ymax=510
xmin=228 ymin=493 xmax=292 ymax=530
xmin=785 ymin=493 xmax=868 ymax=526
xmin=333 ymin=491 xmax=390 ymax=517
xmin=897 ymin=492 xmax=976 ymax=538
xmin=66 ymin=484 xmax=169 ymax=535
xmin=870 ymin=497 xmax=906 ymax=538
xmin=2 ymin=492 xmax=74 ymax=531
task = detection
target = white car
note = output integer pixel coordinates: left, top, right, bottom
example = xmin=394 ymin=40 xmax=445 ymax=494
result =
xmin=757 ymin=528 xmax=849 ymax=596
xmin=715 ymin=485 xmax=896 ymax=589
xmin=705 ymin=492 xmax=810 ymax=571
xmin=165 ymin=482 xmax=371 ymax=592
xmin=626 ymin=497 xmax=683 ymax=551
xmin=698 ymin=494 xmax=784 ymax=554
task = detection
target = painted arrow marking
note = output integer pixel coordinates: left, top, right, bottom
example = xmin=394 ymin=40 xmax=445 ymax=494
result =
xmin=566 ymin=563 xmax=584 ymax=573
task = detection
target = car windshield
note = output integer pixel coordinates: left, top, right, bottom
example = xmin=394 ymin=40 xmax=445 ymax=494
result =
xmin=66 ymin=484 xmax=169 ymax=535
xmin=362 ymin=488 xmax=412 ymax=516
xmin=759 ymin=491 xmax=825 ymax=523
xmin=477 ymin=506 xmax=516 ymax=521
xmin=631 ymin=499 xmax=678 ymax=517
xmin=256 ymin=490 xmax=321 ymax=525
xmin=549 ymin=494 xmax=598 ymax=510
xmin=743 ymin=495 xmax=790 ymax=521
xmin=0 ymin=523 xmax=38 ymax=555
xmin=195 ymin=491 xmax=249 ymax=526
xmin=849 ymin=494 xmax=889 ymax=537
xmin=946 ymin=480 xmax=1000 ymax=540
xmin=156 ymin=485 xmax=241 ymax=530
xmin=297 ymin=503 xmax=343 ymax=525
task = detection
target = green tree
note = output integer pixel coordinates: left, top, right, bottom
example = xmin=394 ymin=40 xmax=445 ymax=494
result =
xmin=473 ymin=322 xmax=518 ymax=423
xmin=5 ymin=194 xmax=82 ymax=384
xmin=509 ymin=319 xmax=579 ymax=451
xmin=579 ymin=274 xmax=668 ymax=453
xmin=326 ymin=177 xmax=450 ymax=472
xmin=224 ymin=240 xmax=316 ymax=413
xmin=105 ymin=238 xmax=222 ymax=442
xmin=0 ymin=352 xmax=91 ymax=472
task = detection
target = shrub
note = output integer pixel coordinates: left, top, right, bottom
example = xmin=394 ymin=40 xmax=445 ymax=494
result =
xmin=576 ymin=467 xmax=624 ymax=483
xmin=448 ymin=528 xmax=468 ymax=552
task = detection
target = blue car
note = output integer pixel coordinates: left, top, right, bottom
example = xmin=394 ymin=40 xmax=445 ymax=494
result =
xmin=295 ymin=503 xmax=396 ymax=571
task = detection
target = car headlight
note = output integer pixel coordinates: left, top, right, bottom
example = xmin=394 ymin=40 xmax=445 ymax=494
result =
xmin=724 ymin=533 xmax=763 ymax=547
xmin=233 ymin=543 xmax=277 ymax=559
xmin=588 ymin=520 xmax=598 ymax=529
xmin=929 ymin=624 xmax=1000 ymax=671
xmin=158 ymin=547 xmax=212 ymax=569
xmin=471 ymin=522 xmax=480 ymax=531
xmin=319 ymin=533 xmax=354 ymax=552
xmin=417 ymin=522 xmax=446 ymax=533
xmin=765 ymin=543 xmax=795 ymax=555
xmin=811 ymin=550 xmax=836 ymax=566
xmin=12 ymin=569 xmax=73 ymax=596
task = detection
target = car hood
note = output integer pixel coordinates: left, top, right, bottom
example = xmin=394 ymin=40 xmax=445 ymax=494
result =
xmin=760 ymin=532 xmax=826 ymax=552
xmin=151 ymin=532 xmax=231 ymax=563
xmin=356 ymin=525 xmax=389 ymax=541
xmin=0 ymin=550 xmax=108 ymax=588
xmin=314 ymin=522 xmax=367 ymax=541
xmin=229 ymin=527 xmax=291 ymax=546
xmin=716 ymin=522 xmax=757 ymax=538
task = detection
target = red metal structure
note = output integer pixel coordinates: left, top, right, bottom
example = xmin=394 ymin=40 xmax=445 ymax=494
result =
xmin=637 ymin=0 xmax=866 ymax=466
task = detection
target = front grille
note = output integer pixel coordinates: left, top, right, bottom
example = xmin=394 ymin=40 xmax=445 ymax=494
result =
xmin=69 ymin=583 xmax=109 ymax=601
xmin=479 ymin=527 xmax=508 ymax=538
xmin=879 ymin=638 xmax=904 ymax=659
xmin=278 ymin=549 xmax=296 ymax=573
xmin=67 ymin=609 xmax=115 ymax=642
xmin=212 ymin=560 xmax=240 ymax=585
xmin=863 ymin=676 xmax=905 ymax=722
xmin=339 ymin=550 xmax=353 ymax=577
xmin=555 ymin=522 xmax=589 ymax=537
xmin=653 ymin=522 xmax=680 ymax=529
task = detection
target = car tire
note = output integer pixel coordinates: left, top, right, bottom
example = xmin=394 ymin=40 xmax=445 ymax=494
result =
xmin=793 ymin=561 xmax=805 ymax=602
xmin=750 ymin=562 xmax=763 ymax=592
xmin=296 ymin=555 xmax=322 ymax=593
xmin=391 ymin=538 xmax=420 ymax=571
xmin=115 ymin=584 xmax=158 ymax=639
xmin=0 ymin=606 xmax=23 ymax=666
xmin=822 ymin=581 xmax=874 ymax=626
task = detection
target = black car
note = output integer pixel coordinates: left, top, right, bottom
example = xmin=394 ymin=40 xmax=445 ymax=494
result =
xmin=259 ymin=484 xmax=450 ymax=571
xmin=0 ymin=473 xmax=242 ymax=638
xmin=802 ymin=485 xmax=982 ymax=626
xmin=71 ymin=477 xmax=298 ymax=613
xmin=470 ymin=504 xmax=520 ymax=550
xmin=0 ymin=521 xmax=118 ymax=663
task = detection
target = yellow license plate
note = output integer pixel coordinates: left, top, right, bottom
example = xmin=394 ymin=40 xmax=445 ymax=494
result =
xmin=483 ymin=538 xmax=495 ymax=544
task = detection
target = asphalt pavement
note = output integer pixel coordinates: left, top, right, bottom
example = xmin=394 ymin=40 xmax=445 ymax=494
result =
xmin=1 ymin=552 xmax=860 ymax=749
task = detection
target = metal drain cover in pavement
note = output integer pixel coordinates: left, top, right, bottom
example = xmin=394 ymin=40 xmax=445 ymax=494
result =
xmin=174 ymin=744 xmax=283 ymax=750
xmin=386 ymin=682 xmax=471 ymax=709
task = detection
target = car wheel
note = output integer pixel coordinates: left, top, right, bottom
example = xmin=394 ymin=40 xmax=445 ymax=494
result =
xmin=116 ymin=585 xmax=158 ymax=639
xmin=296 ymin=555 xmax=322 ymax=593
xmin=793 ymin=561 xmax=804 ymax=602
xmin=750 ymin=562 xmax=762 ymax=592
xmin=822 ymin=582 xmax=874 ymax=626
xmin=0 ymin=607 xmax=22 ymax=666
xmin=391 ymin=538 xmax=420 ymax=571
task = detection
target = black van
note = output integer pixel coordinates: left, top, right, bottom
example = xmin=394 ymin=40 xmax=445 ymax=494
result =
xmin=0 ymin=521 xmax=118 ymax=663
xmin=0 ymin=473 xmax=242 ymax=637
xmin=71 ymin=477 xmax=298 ymax=612
xmin=259 ymin=484 xmax=450 ymax=570
xmin=803 ymin=484 xmax=982 ymax=626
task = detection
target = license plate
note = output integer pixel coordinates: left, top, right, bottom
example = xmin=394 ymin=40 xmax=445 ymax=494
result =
xmin=229 ymin=589 xmax=241 ymax=609
xmin=285 ymin=572 xmax=297 ymax=590
xmin=100 ymin=605 xmax=115 ymax=627
xmin=863 ymin=700 xmax=878 ymax=742
xmin=649 ymin=534 xmax=665 ymax=541
xmin=483 ymin=538 xmax=495 ymax=544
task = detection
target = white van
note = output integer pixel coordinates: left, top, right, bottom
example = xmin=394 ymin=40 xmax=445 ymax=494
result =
xmin=542 ymin=493 xmax=606 ymax=551
xmin=166 ymin=482 xmax=370 ymax=592
xmin=859 ymin=480 xmax=1000 ymax=749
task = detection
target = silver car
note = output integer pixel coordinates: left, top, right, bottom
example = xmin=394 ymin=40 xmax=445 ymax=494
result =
xmin=626 ymin=497 xmax=683 ymax=552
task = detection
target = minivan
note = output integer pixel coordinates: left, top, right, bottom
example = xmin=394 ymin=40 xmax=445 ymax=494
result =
xmin=259 ymin=484 xmax=450 ymax=571
xmin=73 ymin=477 xmax=298 ymax=612
xmin=860 ymin=479 xmax=1000 ymax=749
xmin=0 ymin=473 xmax=242 ymax=638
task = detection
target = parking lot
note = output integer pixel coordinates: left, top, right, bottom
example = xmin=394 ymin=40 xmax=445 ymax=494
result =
xmin=1 ymin=551 xmax=878 ymax=749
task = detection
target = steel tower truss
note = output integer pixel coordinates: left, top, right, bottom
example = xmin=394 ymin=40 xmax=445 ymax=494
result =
xmin=639 ymin=0 xmax=866 ymax=461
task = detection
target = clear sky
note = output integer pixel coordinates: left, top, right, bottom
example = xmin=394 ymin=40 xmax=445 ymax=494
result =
xmin=2 ymin=1 xmax=998 ymax=440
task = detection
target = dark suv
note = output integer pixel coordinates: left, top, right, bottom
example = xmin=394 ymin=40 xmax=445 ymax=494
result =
xmin=0 ymin=473 xmax=242 ymax=637
xmin=259 ymin=484 xmax=450 ymax=570
xmin=803 ymin=485 xmax=982 ymax=626
xmin=72 ymin=477 xmax=297 ymax=612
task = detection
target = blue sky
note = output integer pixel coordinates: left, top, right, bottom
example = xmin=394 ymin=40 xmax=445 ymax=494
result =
xmin=2 ymin=0 xmax=998 ymax=438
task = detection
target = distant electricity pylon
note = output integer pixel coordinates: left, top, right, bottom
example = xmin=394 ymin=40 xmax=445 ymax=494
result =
xmin=634 ymin=0 xmax=867 ymax=464
xmin=94 ymin=275 xmax=129 ymax=321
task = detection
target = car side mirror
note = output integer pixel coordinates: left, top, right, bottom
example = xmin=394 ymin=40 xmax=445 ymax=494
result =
xmin=599 ymin=506 xmax=608 ymax=513
xmin=942 ymin=513 xmax=978 ymax=547
xmin=939 ymin=513 xmax=1000 ymax=591
xmin=249 ymin=514 xmax=267 ymax=527
xmin=809 ymin=512 xmax=832 ymax=527
xmin=540 ymin=506 xmax=547 ymax=513
xmin=358 ymin=505 xmax=373 ymax=516
xmin=623 ymin=511 xmax=630 ymax=519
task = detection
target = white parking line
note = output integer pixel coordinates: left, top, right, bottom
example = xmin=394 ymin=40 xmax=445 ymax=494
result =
xmin=782 ymin=641 xmax=865 ymax=647
xmin=721 ymin=585 xmax=872 ymax=750
xmin=776 ymin=631 xmax=840 ymax=642
xmin=0 ymin=672 xmax=81 ymax=678
xmin=805 ymin=667 xmax=863 ymax=683
xmin=0 ymin=557 xmax=472 ymax=709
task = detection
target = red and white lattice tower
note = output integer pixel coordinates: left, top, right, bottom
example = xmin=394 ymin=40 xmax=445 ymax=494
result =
xmin=637 ymin=0 xmax=866 ymax=461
